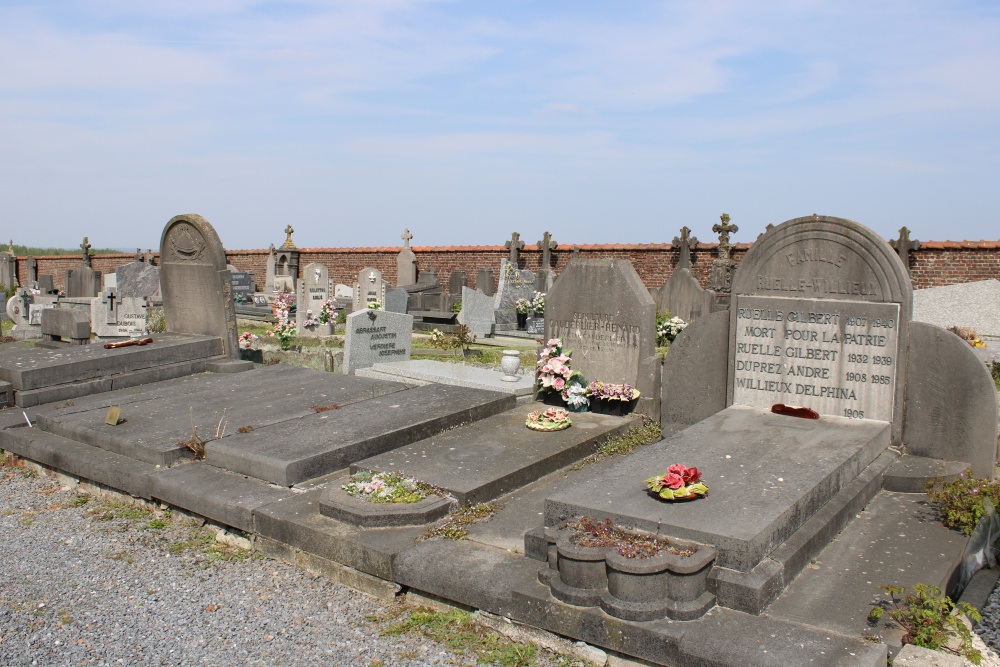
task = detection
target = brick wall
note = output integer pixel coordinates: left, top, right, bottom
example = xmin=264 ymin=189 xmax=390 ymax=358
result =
xmin=13 ymin=241 xmax=999 ymax=293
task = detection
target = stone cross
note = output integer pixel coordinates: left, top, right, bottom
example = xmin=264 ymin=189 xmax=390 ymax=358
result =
xmin=712 ymin=213 xmax=738 ymax=261
xmin=102 ymin=287 xmax=118 ymax=323
xmin=672 ymin=226 xmax=699 ymax=270
xmin=889 ymin=226 xmax=921 ymax=273
xmin=572 ymin=245 xmax=580 ymax=260
xmin=536 ymin=231 xmax=558 ymax=269
xmin=135 ymin=248 xmax=143 ymax=263
xmin=144 ymin=249 xmax=155 ymax=265
xmin=369 ymin=270 xmax=377 ymax=285
xmin=27 ymin=256 xmax=37 ymax=283
xmin=401 ymin=228 xmax=413 ymax=248
xmin=7 ymin=240 xmax=12 ymax=254
xmin=282 ymin=225 xmax=296 ymax=249
xmin=505 ymin=232 xmax=525 ymax=266
xmin=80 ymin=237 xmax=92 ymax=267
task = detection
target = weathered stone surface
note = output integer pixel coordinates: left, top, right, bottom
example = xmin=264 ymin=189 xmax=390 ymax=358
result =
xmin=320 ymin=482 xmax=456 ymax=527
xmin=40 ymin=308 xmax=90 ymax=342
xmin=546 ymin=259 xmax=660 ymax=420
xmin=661 ymin=309 xmax=729 ymax=428
xmin=913 ymin=279 xmax=1000 ymax=340
xmin=493 ymin=260 xmax=535 ymax=325
xmin=383 ymin=287 xmax=409 ymax=314
xmin=0 ymin=252 xmax=16 ymax=290
xmin=902 ymin=321 xmax=998 ymax=478
xmin=115 ymin=262 xmax=160 ymax=299
xmin=343 ymin=309 xmax=413 ymax=373
xmin=353 ymin=267 xmax=386 ymax=311
xmin=296 ymin=262 xmax=330 ymax=334
xmin=356 ymin=359 xmax=533 ymax=396
xmin=159 ymin=214 xmax=239 ymax=358
xmin=66 ymin=266 xmax=101 ymax=298
xmin=476 ymin=268 xmax=495 ymax=296
xmin=457 ymin=287 xmax=494 ymax=337
xmin=729 ymin=215 xmax=912 ymax=444
xmin=656 ymin=268 xmax=716 ymax=322
xmin=91 ymin=288 xmax=148 ymax=338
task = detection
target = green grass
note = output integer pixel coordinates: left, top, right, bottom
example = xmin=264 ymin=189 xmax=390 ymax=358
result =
xmin=423 ymin=502 xmax=502 ymax=541
xmin=88 ymin=497 xmax=154 ymax=522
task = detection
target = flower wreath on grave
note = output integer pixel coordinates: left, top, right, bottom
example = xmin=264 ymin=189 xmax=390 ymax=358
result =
xmin=535 ymin=338 xmax=586 ymax=402
xmin=341 ymin=471 xmax=442 ymax=504
xmin=526 ymin=407 xmax=572 ymax=431
xmin=318 ymin=298 xmax=337 ymax=324
xmin=645 ymin=464 xmax=708 ymax=501
xmin=586 ymin=382 xmax=641 ymax=402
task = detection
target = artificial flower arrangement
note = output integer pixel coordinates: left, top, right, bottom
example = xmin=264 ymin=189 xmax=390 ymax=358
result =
xmin=341 ymin=470 xmax=439 ymax=504
xmin=266 ymin=291 xmax=296 ymax=350
xmin=526 ymin=407 xmax=572 ymax=431
xmin=587 ymin=381 xmax=641 ymax=402
xmin=301 ymin=308 xmax=320 ymax=328
xmin=238 ymin=331 xmax=257 ymax=350
xmin=969 ymin=338 xmax=987 ymax=348
xmin=318 ymin=298 xmax=337 ymax=325
xmin=657 ymin=316 xmax=689 ymax=344
xmin=536 ymin=338 xmax=585 ymax=397
xmin=515 ymin=297 xmax=532 ymax=315
xmin=563 ymin=384 xmax=590 ymax=411
xmin=530 ymin=291 xmax=546 ymax=314
xmin=645 ymin=464 xmax=708 ymax=501
xmin=367 ymin=300 xmax=383 ymax=311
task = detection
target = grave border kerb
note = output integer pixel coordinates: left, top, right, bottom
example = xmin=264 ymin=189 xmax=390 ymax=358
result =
xmin=727 ymin=215 xmax=912 ymax=445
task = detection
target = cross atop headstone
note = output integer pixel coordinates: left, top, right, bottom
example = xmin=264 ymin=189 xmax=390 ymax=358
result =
xmin=80 ymin=237 xmax=92 ymax=267
xmin=281 ymin=225 xmax=296 ymax=250
xmin=505 ymin=232 xmax=525 ymax=266
xmin=135 ymin=248 xmax=143 ymax=263
xmin=7 ymin=240 xmax=13 ymax=254
xmin=672 ymin=226 xmax=699 ymax=270
xmin=536 ymin=231 xmax=558 ymax=269
xmin=401 ymin=228 xmax=413 ymax=248
xmin=712 ymin=213 xmax=738 ymax=261
xmin=144 ymin=249 xmax=155 ymax=265
xmin=101 ymin=287 xmax=119 ymax=324
xmin=889 ymin=226 xmax=921 ymax=274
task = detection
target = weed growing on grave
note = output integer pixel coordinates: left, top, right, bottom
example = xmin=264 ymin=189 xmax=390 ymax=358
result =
xmin=566 ymin=516 xmax=695 ymax=559
xmin=572 ymin=417 xmax=663 ymax=470
xmin=992 ymin=361 xmax=1000 ymax=392
xmin=379 ymin=607 xmax=541 ymax=667
xmin=869 ymin=583 xmax=982 ymax=664
xmin=422 ymin=502 xmax=502 ymax=540
xmin=70 ymin=495 xmax=90 ymax=507
xmin=88 ymin=497 xmax=153 ymax=523
xmin=167 ymin=526 xmax=253 ymax=563
xmin=925 ymin=469 xmax=1000 ymax=535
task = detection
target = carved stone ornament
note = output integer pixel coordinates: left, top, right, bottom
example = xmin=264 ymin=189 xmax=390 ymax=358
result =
xmin=165 ymin=222 xmax=207 ymax=262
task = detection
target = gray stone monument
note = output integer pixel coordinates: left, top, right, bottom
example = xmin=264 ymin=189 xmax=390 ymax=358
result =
xmin=545 ymin=259 xmax=661 ymax=420
xmin=0 ymin=249 xmax=17 ymax=291
xmin=384 ymin=287 xmax=410 ymax=314
xmin=296 ymin=262 xmax=331 ymax=334
xmin=91 ymin=288 xmax=148 ymax=338
xmin=66 ymin=266 xmax=101 ymax=298
xmin=265 ymin=244 xmax=277 ymax=293
xmin=353 ymin=267 xmax=386 ymax=311
xmin=476 ymin=268 xmax=495 ymax=296
xmin=116 ymin=261 xmax=161 ymax=299
xmin=493 ymin=260 xmax=535 ymax=326
xmin=397 ymin=228 xmax=417 ymax=287
xmin=159 ymin=213 xmax=240 ymax=359
xmin=458 ymin=287 xmax=495 ymax=338
xmin=889 ymin=226 xmax=921 ymax=276
xmin=343 ymin=309 xmax=413 ymax=374
xmin=709 ymin=213 xmax=738 ymax=295
xmin=535 ymin=231 xmax=558 ymax=292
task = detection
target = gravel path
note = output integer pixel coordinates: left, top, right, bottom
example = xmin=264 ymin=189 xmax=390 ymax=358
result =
xmin=0 ymin=463 xmax=574 ymax=667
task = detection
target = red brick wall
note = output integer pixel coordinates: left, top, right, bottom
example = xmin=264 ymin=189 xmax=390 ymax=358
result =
xmin=13 ymin=241 xmax=999 ymax=293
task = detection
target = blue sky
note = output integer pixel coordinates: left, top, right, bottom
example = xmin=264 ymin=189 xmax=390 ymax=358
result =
xmin=2 ymin=1 xmax=998 ymax=250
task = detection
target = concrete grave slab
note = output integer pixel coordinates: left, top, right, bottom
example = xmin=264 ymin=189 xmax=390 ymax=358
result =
xmin=355 ymin=410 xmax=640 ymax=506
xmin=355 ymin=359 xmax=533 ymax=396
xmin=204 ymin=383 xmax=514 ymax=486
xmin=544 ymin=406 xmax=890 ymax=572
xmin=913 ymin=279 xmax=1000 ymax=340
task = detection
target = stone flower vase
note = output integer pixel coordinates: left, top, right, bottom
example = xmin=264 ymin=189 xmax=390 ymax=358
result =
xmin=500 ymin=350 xmax=521 ymax=382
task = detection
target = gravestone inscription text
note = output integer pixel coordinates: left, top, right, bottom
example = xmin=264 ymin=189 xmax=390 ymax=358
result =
xmin=731 ymin=295 xmax=899 ymax=421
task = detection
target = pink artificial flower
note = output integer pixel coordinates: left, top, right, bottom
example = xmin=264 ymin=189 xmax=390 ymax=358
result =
xmin=553 ymin=377 xmax=566 ymax=390
xmin=548 ymin=338 xmax=560 ymax=346
xmin=662 ymin=473 xmax=685 ymax=489
xmin=667 ymin=464 xmax=688 ymax=476
xmin=682 ymin=467 xmax=701 ymax=484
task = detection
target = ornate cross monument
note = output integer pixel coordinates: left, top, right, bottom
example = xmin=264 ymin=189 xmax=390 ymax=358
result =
xmin=280 ymin=225 xmax=296 ymax=250
xmin=505 ymin=232 xmax=525 ymax=266
xmin=397 ymin=228 xmax=417 ymax=286
xmin=536 ymin=231 xmax=558 ymax=269
xmin=889 ymin=226 xmax=921 ymax=275
xmin=401 ymin=228 xmax=413 ymax=247
xmin=672 ymin=226 xmax=699 ymax=270
xmin=709 ymin=213 xmax=738 ymax=294
xmin=80 ymin=237 xmax=92 ymax=268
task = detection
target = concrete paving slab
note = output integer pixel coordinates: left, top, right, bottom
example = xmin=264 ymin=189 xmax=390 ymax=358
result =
xmin=544 ymin=406 xmax=891 ymax=571
xmin=356 ymin=359 xmax=535 ymax=396
xmin=355 ymin=410 xmax=640 ymax=506
xmin=36 ymin=366 xmax=411 ymax=466
xmin=205 ymin=384 xmax=515 ymax=486
xmin=765 ymin=491 xmax=969 ymax=648
xmin=148 ymin=461 xmax=295 ymax=532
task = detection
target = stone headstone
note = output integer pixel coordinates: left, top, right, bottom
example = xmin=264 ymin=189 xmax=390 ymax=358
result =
xmin=397 ymin=228 xmax=417 ymax=287
xmin=37 ymin=275 xmax=54 ymax=293
xmin=525 ymin=315 xmax=545 ymax=335
xmin=656 ymin=268 xmax=716 ymax=322
xmin=353 ymin=267 xmax=386 ymax=311
xmin=493 ymin=260 xmax=535 ymax=326
xmin=343 ymin=309 xmax=413 ymax=373
xmin=296 ymin=263 xmax=331 ymax=334
xmin=28 ymin=301 xmax=56 ymax=325
xmin=102 ymin=273 xmax=117 ymax=291
xmin=727 ymin=214 xmax=913 ymax=443
xmin=26 ymin=256 xmax=37 ymax=284
xmin=159 ymin=213 xmax=239 ymax=358
xmin=0 ymin=252 xmax=17 ymax=291
xmin=265 ymin=244 xmax=276 ymax=293
xmin=546 ymin=259 xmax=661 ymax=420
xmin=5 ymin=292 xmax=28 ymax=331
xmin=6 ymin=291 xmax=56 ymax=339
xmin=476 ymin=268 xmax=495 ymax=297
xmin=335 ymin=284 xmax=353 ymax=299
xmin=384 ymin=287 xmax=410 ymax=314
xmin=90 ymin=287 xmax=148 ymax=338
xmin=116 ymin=261 xmax=161 ymax=299
xmin=449 ymin=271 xmax=467 ymax=296
xmin=230 ymin=271 xmax=255 ymax=303
xmin=66 ymin=266 xmax=101 ymax=298
xmin=41 ymin=308 xmax=90 ymax=344
xmin=457 ymin=287 xmax=494 ymax=338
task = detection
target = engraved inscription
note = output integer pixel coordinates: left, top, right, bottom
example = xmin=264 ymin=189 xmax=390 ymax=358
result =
xmin=355 ymin=325 xmax=407 ymax=357
xmin=732 ymin=295 xmax=900 ymax=421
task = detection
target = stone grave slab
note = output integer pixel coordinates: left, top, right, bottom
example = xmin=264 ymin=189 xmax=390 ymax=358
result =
xmin=37 ymin=365 xmax=410 ymax=467
xmin=493 ymin=259 xmax=535 ymax=325
xmin=355 ymin=410 xmax=640 ymax=506
xmin=384 ymin=287 xmax=409 ymax=314
xmin=546 ymin=259 xmax=660 ymax=420
xmin=343 ymin=309 xmax=413 ymax=373
xmin=205 ymin=384 xmax=514 ymax=486
xmin=355 ymin=359 xmax=533 ymax=396
xmin=116 ymin=261 xmax=161 ymax=298
xmin=457 ymin=287 xmax=495 ymax=337
xmin=544 ymin=405 xmax=890 ymax=572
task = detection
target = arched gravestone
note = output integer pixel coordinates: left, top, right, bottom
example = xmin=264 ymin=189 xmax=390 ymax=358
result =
xmin=727 ymin=214 xmax=912 ymax=444
xmin=159 ymin=214 xmax=239 ymax=359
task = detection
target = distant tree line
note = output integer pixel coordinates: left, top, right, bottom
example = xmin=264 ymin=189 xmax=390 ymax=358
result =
xmin=7 ymin=244 xmax=124 ymax=256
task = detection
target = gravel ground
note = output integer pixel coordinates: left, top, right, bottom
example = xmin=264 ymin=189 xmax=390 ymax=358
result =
xmin=0 ymin=462 xmax=577 ymax=667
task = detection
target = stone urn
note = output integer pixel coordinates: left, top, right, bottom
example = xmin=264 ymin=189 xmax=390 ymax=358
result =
xmin=500 ymin=350 xmax=521 ymax=382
